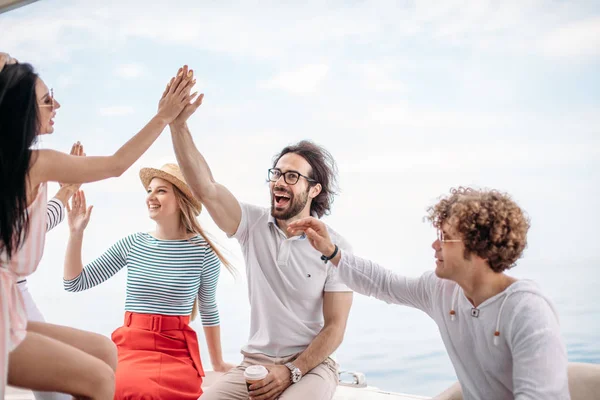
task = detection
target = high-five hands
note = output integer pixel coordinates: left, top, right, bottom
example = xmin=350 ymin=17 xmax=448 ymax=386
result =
xmin=157 ymin=65 xmax=196 ymax=125
xmin=164 ymin=65 xmax=203 ymax=127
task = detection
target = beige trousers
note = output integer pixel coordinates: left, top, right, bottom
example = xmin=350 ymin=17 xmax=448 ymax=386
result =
xmin=201 ymin=351 xmax=338 ymax=400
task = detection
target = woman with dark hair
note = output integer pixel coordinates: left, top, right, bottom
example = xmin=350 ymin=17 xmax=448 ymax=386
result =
xmin=0 ymin=54 xmax=196 ymax=399
xmin=17 ymin=142 xmax=83 ymax=400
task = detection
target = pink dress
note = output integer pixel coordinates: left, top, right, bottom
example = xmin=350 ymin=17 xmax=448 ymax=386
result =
xmin=0 ymin=183 xmax=48 ymax=398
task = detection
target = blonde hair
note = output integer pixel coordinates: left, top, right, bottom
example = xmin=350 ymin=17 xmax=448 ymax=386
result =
xmin=172 ymin=186 xmax=235 ymax=321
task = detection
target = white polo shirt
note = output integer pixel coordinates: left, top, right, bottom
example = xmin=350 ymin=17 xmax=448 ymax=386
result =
xmin=231 ymin=203 xmax=352 ymax=357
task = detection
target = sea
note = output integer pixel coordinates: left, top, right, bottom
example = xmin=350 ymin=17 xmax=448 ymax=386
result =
xmin=28 ymin=236 xmax=599 ymax=397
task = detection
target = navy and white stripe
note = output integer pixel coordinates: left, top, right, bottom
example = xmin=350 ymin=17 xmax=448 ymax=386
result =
xmin=46 ymin=198 xmax=65 ymax=232
xmin=64 ymin=232 xmax=222 ymax=326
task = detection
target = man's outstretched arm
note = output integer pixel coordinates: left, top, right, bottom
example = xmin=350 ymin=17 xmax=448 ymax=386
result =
xmin=168 ymin=90 xmax=242 ymax=236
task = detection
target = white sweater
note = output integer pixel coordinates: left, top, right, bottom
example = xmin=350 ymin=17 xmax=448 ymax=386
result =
xmin=338 ymin=252 xmax=570 ymax=400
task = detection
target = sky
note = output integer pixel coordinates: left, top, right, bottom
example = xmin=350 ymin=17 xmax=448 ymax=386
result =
xmin=1 ymin=0 xmax=599 ymax=395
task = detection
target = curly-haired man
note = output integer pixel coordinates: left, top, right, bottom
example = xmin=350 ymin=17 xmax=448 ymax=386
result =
xmin=288 ymin=187 xmax=570 ymax=400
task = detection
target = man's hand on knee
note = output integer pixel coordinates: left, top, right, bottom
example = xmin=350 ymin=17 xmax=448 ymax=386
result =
xmin=248 ymin=364 xmax=292 ymax=400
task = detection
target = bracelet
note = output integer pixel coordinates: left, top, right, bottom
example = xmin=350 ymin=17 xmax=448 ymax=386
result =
xmin=320 ymin=245 xmax=339 ymax=264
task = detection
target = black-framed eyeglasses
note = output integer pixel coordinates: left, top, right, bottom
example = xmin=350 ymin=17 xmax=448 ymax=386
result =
xmin=268 ymin=168 xmax=317 ymax=185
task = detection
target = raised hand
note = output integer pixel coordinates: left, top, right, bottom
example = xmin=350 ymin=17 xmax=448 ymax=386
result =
xmin=165 ymin=65 xmax=203 ymax=127
xmin=59 ymin=142 xmax=86 ymax=188
xmin=287 ymin=217 xmax=336 ymax=257
xmin=66 ymin=191 xmax=93 ymax=235
xmin=0 ymin=52 xmax=18 ymax=73
xmin=53 ymin=143 xmax=86 ymax=205
xmin=171 ymin=92 xmax=203 ymax=127
xmin=157 ymin=65 xmax=196 ymax=124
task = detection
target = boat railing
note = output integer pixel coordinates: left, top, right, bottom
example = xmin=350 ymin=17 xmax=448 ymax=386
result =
xmin=338 ymin=370 xmax=368 ymax=388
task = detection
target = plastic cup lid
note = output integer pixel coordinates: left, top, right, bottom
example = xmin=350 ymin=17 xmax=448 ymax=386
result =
xmin=244 ymin=365 xmax=268 ymax=380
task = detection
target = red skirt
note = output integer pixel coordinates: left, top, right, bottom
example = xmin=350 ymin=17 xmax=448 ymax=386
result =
xmin=111 ymin=312 xmax=205 ymax=400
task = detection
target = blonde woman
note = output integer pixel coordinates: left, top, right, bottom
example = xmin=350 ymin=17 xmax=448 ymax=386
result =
xmin=63 ymin=163 xmax=235 ymax=400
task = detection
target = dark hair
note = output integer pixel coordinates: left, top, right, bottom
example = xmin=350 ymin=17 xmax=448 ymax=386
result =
xmin=0 ymin=63 xmax=40 ymax=260
xmin=272 ymin=140 xmax=338 ymax=218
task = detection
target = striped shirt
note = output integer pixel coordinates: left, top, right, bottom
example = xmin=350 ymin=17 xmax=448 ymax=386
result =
xmin=64 ymin=232 xmax=222 ymax=326
xmin=46 ymin=198 xmax=65 ymax=232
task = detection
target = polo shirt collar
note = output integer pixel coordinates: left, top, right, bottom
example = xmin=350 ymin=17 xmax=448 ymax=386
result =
xmin=268 ymin=209 xmax=318 ymax=240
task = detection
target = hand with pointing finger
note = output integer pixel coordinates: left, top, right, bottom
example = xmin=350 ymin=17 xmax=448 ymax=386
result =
xmin=287 ymin=217 xmax=338 ymax=262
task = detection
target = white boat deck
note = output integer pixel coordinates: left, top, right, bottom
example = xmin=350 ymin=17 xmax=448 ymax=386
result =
xmin=6 ymin=371 xmax=431 ymax=399
xmin=6 ymin=387 xmax=429 ymax=400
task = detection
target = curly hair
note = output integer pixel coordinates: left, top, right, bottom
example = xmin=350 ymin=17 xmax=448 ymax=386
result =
xmin=426 ymin=187 xmax=530 ymax=273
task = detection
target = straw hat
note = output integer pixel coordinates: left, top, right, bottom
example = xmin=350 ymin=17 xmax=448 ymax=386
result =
xmin=139 ymin=163 xmax=202 ymax=216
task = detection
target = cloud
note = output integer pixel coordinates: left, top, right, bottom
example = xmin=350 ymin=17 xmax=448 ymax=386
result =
xmin=540 ymin=16 xmax=600 ymax=59
xmin=259 ymin=64 xmax=329 ymax=95
xmin=56 ymin=74 xmax=77 ymax=88
xmin=114 ymin=63 xmax=146 ymax=79
xmin=3 ymin=0 xmax=599 ymax=69
xmin=0 ymin=2 xmax=114 ymax=64
xmin=97 ymin=106 xmax=135 ymax=116
xmin=341 ymin=140 xmax=600 ymax=175
xmin=352 ymin=62 xmax=406 ymax=93
xmin=366 ymin=103 xmax=506 ymax=130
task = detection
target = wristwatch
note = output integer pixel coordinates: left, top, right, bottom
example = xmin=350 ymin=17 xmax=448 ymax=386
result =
xmin=285 ymin=362 xmax=302 ymax=383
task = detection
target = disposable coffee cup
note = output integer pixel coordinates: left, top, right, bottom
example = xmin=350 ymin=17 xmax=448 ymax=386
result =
xmin=244 ymin=365 xmax=268 ymax=391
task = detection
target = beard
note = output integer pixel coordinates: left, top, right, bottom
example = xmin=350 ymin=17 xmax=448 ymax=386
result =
xmin=270 ymin=186 xmax=310 ymax=221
